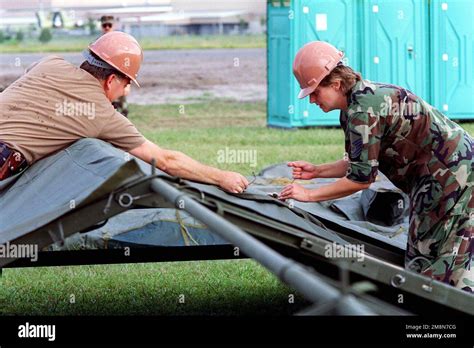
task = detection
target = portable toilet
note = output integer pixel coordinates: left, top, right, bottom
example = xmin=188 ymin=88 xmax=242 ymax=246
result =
xmin=267 ymin=0 xmax=474 ymax=128
xmin=361 ymin=0 xmax=430 ymax=102
xmin=429 ymin=0 xmax=474 ymax=120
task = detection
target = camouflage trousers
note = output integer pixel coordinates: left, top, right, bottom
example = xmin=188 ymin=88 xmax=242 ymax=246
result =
xmin=112 ymin=96 xmax=129 ymax=118
xmin=406 ymin=171 xmax=473 ymax=293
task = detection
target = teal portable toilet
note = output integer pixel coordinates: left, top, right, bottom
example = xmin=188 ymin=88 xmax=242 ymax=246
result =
xmin=361 ymin=0 xmax=430 ymax=101
xmin=430 ymin=0 xmax=474 ymax=120
xmin=267 ymin=0 xmax=292 ymax=128
xmin=267 ymin=0 xmax=361 ymax=128
xmin=267 ymin=0 xmax=474 ymax=127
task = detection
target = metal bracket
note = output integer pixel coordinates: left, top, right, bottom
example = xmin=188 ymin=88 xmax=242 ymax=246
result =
xmin=103 ymin=192 xmax=114 ymax=214
xmin=206 ymin=198 xmax=225 ymax=216
xmin=390 ymin=273 xmax=406 ymax=288
xmin=47 ymin=221 xmax=65 ymax=246
xmin=118 ymin=193 xmax=134 ymax=208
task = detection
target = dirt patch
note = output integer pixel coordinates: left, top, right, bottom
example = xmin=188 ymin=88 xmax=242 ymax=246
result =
xmin=0 ymin=48 xmax=267 ymax=104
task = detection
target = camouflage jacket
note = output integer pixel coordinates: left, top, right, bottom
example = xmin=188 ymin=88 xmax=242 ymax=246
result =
xmin=340 ymin=79 xmax=473 ymax=222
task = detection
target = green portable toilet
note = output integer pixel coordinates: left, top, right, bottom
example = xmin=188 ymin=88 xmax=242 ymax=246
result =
xmin=430 ymin=0 xmax=474 ymax=120
xmin=361 ymin=0 xmax=430 ymax=101
xmin=267 ymin=0 xmax=361 ymax=128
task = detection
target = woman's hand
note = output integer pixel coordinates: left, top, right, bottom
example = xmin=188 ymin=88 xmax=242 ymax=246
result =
xmin=287 ymin=161 xmax=319 ymax=180
xmin=279 ymin=183 xmax=312 ymax=202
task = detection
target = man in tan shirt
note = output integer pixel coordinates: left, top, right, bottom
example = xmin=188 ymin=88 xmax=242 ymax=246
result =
xmin=0 ymin=32 xmax=249 ymax=193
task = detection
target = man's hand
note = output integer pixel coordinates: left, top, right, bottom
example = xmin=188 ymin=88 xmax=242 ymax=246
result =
xmin=218 ymin=171 xmax=249 ymax=194
xmin=278 ymin=183 xmax=312 ymax=202
xmin=287 ymin=161 xmax=319 ymax=180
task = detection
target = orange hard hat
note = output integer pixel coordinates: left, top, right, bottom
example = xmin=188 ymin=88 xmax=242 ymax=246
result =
xmin=293 ymin=41 xmax=344 ymax=99
xmin=88 ymin=31 xmax=143 ymax=87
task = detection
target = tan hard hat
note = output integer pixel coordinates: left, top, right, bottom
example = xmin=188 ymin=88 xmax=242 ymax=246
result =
xmin=89 ymin=31 xmax=143 ymax=87
xmin=293 ymin=41 xmax=344 ymax=99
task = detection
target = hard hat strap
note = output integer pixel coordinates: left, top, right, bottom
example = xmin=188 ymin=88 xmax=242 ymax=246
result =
xmin=82 ymin=50 xmax=115 ymax=70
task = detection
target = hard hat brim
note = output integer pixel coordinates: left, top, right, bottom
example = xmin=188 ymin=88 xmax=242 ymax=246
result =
xmin=298 ymin=84 xmax=318 ymax=99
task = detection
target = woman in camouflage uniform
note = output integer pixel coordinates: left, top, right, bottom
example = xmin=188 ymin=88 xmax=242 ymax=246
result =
xmin=279 ymin=41 xmax=473 ymax=292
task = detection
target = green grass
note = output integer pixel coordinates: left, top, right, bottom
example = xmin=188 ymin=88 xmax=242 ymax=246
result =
xmin=0 ymin=260 xmax=308 ymax=315
xmin=1 ymin=100 xmax=473 ymax=315
xmin=0 ymin=34 xmax=266 ymax=54
xmin=132 ymin=100 xmax=345 ymax=175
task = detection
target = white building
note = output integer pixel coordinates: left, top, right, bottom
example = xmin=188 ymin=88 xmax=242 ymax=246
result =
xmin=0 ymin=0 xmax=266 ymax=34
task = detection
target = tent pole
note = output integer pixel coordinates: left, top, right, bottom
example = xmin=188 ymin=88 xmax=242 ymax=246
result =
xmin=150 ymin=178 xmax=375 ymax=315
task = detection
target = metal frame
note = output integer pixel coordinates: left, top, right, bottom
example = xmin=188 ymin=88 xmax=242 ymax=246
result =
xmin=4 ymin=245 xmax=245 ymax=268
xmin=1 ymin=169 xmax=472 ymax=315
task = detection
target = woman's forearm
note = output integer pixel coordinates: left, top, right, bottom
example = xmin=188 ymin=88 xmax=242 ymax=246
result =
xmin=316 ymin=159 xmax=349 ymax=178
xmin=309 ymin=177 xmax=370 ymax=202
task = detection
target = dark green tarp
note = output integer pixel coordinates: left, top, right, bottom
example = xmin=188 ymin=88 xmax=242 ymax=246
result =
xmin=0 ymin=138 xmax=408 ymax=251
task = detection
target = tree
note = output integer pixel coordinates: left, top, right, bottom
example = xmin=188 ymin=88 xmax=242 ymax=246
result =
xmin=38 ymin=28 xmax=52 ymax=43
xmin=87 ymin=18 xmax=97 ymax=36
xmin=16 ymin=30 xmax=24 ymax=42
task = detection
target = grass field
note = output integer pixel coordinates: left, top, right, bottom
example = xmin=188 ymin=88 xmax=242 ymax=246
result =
xmin=0 ymin=34 xmax=266 ymax=54
xmin=1 ymin=100 xmax=473 ymax=315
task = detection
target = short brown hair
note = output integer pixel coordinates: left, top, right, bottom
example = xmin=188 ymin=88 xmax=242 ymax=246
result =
xmin=319 ymin=64 xmax=362 ymax=95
